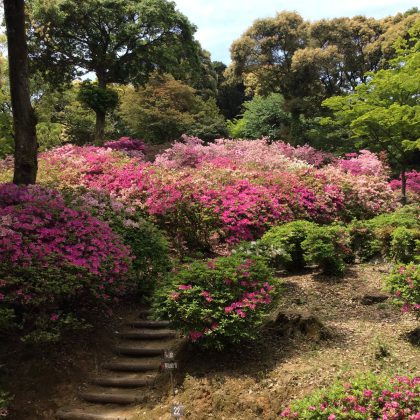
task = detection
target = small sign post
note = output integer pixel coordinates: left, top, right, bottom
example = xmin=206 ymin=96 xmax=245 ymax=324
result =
xmin=171 ymin=404 xmax=185 ymax=418
xmin=163 ymin=349 xmax=178 ymax=396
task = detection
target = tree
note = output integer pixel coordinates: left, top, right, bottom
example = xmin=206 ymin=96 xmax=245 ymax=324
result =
xmin=4 ymin=0 xmax=38 ymax=184
xmin=119 ymin=73 xmax=226 ymax=143
xmin=322 ymin=29 xmax=420 ymax=203
xmin=29 ymin=0 xmax=200 ymax=144
xmin=227 ymin=93 xmax=291 ymax=141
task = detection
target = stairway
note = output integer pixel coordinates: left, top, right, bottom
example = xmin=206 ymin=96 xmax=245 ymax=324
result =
xmin=56 ymin=309 xmax=179 ymax=420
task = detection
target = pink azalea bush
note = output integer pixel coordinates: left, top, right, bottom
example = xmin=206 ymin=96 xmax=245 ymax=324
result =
xmin=103 ymin=137 xmax=146 ymax=158
xmin=13 ymin=138 xmax=398 ymax=249
xmin=386 ymin=263 xmax=419 ymax=316
xmin=152 ymin=254 xmax=278 ymax=349
xmin=390 ymin=170 xmax=420 ymax=199
xmin=0 ymin=183 xmax=133 ymax=340
xmin=280 ymin=374 xmax=420 ymax=419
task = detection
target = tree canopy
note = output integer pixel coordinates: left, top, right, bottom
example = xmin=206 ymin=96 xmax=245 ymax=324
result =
xmin=28 ymin=0 xmax=201 ymax=143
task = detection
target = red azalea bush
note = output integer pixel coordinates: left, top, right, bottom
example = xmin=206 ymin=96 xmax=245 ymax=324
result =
xmin=152 ymin=254 xmax=278 ymax=350
xmin=0 ymin=183 xmax=133 ymax=340
xmin=280 ymin=374 xmax=420 ymax=419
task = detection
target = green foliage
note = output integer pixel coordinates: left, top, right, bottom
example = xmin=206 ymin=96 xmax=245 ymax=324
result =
xmin=348 ymin=206 xmax=420 ymax=262
xmin=322 ymin=25 xmax=420 ymax=174
xmin=152 ymin=254 xmax=278 ymax=350
xmin=386 ymin=263 xmax=419 ymax=316
xmin=301 ymin=225 xmax=352 ymax=275
xmin=281 ymin=373 xmax=420 ymax=419
xmin=119 ymin=73 xmax=226 ymax=143
xmin=0 ymin=390 xmax=9 ymax=415
xmin=228 ymin=93 xmax=290 ymax=140
xmin=259 ymin=221 xmax=318 ymax=270
xmin=78 ymin=81 xmax=119 ymax=114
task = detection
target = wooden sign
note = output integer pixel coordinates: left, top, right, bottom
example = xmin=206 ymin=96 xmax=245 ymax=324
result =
xmin=163 ymin=361 xmax=178 ymax=370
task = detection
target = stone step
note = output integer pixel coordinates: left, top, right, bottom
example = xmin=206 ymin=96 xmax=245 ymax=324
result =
xmin=103 ymin=358 xmax=161 ymax=373
xmin=80 ymin=388 xmax=146 ymax=405
xmin=126 ymin=320 xmax=171 ymax=329
xmin=138 ymin=309 xmax=152 ymax=319
xmin=113 ymin=345 xmax=164 ymax=357
xmin=117 ymin=329 xmax=176 ymax=340
xmin=90 ymin=373 xmax=156 ymax=388
xmin=57 ymin=408 xmax=132 ymax=420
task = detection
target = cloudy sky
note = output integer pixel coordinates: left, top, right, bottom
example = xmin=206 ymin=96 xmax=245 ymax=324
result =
xmin=174 ymin=0 xmax=416 ymax=64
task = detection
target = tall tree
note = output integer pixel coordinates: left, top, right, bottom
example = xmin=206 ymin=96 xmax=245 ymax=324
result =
xmin=3 ymin=0 xmax=38 ymax=184
xmin=322 ymin=28 xmax=420 ymax=203
xmin=29 ymin=0 xmax=200 ymax=144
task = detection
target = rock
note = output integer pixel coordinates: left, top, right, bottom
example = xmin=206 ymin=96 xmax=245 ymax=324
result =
xmin=360 ymin=294 xmax=389 ymax=305
xmin=269 ymin=310 xmax=330 ymax=341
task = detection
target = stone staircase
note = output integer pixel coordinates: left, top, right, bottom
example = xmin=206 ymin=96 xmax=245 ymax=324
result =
xmin=56 ymin=310 xmax=179 ymax=420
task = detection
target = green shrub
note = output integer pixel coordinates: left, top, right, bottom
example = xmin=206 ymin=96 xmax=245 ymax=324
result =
xmin=389 ymin=227 xmax=420 ymax=263
xmin=0 ymin=390 xmax=9 ymax=416
xmin=386 ymin=263 xmax=419 ymax=316
xmin=260 ymin=221 xmax=318 ymax=270
xmin=348 ymin=206 xmax=420 ymax=262
xmin=302 ymin=225 xmax=352 ymax=275
xmin=152 ymin=254 xmax=279 ymax=350
xmin=280 ymin=373 xmax=420 ymax=419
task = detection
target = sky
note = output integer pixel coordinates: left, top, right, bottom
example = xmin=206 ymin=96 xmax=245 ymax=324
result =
xmin=174 ymin=0 xmax=417 ymax=64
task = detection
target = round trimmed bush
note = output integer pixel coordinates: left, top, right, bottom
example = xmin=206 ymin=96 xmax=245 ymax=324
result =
xmin=152 ymin=254 xmax=278 ymax=350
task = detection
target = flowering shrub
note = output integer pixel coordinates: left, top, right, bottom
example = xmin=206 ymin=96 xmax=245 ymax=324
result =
xmin=6 ymin=138 xmax=398 ymax=250
xmin=386 ymin=263 xmax=419 ymax=316
xmin=152 ymin=255 xmax=278 ymax=349
xmin=280 ymin=374 xmax=420 ymax=419
xmin=390 ymin=170 xmax=420 ymax=199
xmin=63 ymin=187 xmax=171 ymax=294
xmin=0 ymin=183 xmax=133 ymax=340
xmin=103 ymin=137 xmax=146 ymax=158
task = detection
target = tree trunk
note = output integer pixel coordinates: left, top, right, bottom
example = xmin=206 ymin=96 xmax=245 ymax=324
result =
xmin=94 ymin=109 xmax=106 ymax=145
xmin=401 ymin=167 xmax=407 ymax=205
xmin=4 ymin=0 xmax=38 ymax=184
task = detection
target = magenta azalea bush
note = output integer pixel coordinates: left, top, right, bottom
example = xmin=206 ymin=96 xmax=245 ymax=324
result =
xmin=103 ymin=136 xmax=146 ymax=158
xmin=152 ymin=254 xmax=278 ymax=350
xmin=0 ymin=184 xmax=133 ymax=340
xmin=390 ymin=170 xmax=420 ymax=200
xmin=386 ymin=263 xmax=420 ymax=317
xmin=4 ymin=137 xmax=398 ymax=250
xmin=280 ymin=374 xmax=420 ymax=419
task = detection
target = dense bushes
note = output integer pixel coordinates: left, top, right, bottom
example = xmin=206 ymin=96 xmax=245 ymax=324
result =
xmin=386 ymin=264 xmax=419 ymax=316
xmin=152 ymin=255 xmax=278 ymax=349
xmin=348 ymin=206 xmax=419 ymax=263
xmin=0 ymin=184 xmax=133 ymax=341
xmin=280 ymin=374 xmax=420 ymax=419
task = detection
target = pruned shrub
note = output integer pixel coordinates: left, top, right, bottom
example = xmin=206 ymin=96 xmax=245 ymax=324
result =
xmin=260 ymin=221 xmax=318 ymax=270
xmin=301 ymin=225 xmax=352 ymax=275
xmin=152 ymin=255 xmax=278 ymax=350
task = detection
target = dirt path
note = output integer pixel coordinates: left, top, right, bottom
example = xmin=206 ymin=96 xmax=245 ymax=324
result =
xmin=131 ymin=263 xmax=419 ymax=419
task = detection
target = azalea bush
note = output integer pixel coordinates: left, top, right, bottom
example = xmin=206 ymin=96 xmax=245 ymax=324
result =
xmin=103 ymin=136 xmax=146 ymax=158
xmin=390 ymin=170 xmax=420 ymax=200
xmin=302 ymin=225 xmax=352 ymax=275
xmin=0 ymin=184 xmax=133 ymax=341
xmin=386 ymin=263 xmax=420 ymax=316
xmin=259 ymin=221 xmax=318 ymax=270
xmin=280 ymin=374 xmax=420 ymax=419
xmin=63 ymin=187 xmax=172 ymax=294
xmin=348 ymin=206 xmax=419 ymax=262
xmin=0 ymin=138 xmax=398 ymax=250
xmin=152 ymin=255 xmax=278 ymax=350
